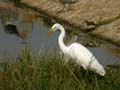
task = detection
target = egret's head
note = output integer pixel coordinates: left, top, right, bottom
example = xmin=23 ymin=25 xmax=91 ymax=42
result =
xmin=48 ymin=23 xmax=61 ymax=35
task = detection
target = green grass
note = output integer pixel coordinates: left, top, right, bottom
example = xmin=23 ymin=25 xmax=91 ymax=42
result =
xmin=0 ymin=47 xmax=120 ymax=90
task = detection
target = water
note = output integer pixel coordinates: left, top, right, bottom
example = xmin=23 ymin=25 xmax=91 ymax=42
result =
xmin=0 ymin=3 xmax=119 ymax=65
xmin=89 ymin=48 xmax=119 ymax=65
xmin=0 ymin=19 xmax=59 ymax=57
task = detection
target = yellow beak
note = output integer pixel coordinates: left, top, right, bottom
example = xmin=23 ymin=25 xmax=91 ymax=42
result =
xmin=48 ymin=28 xmax=54 ymax=36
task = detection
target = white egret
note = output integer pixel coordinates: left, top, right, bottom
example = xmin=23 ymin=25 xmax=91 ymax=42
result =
xmin=48 ymin=23 xmax=106 ymax=76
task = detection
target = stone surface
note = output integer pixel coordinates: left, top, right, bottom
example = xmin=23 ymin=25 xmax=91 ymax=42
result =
xmin=20 ymin=0 xmax=120 ymax=46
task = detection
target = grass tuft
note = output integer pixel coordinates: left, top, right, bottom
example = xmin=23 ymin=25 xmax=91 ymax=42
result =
xmin=0 ymin=47 xmax=120 ymax=90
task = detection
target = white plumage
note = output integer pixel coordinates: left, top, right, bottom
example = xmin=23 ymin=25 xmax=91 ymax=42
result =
xmin=48 ymin=23 xmax=106 ymax=76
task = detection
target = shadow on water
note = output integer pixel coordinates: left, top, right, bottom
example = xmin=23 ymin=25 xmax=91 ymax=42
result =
xmin=0 ymin=1 xmax=119 ymax=66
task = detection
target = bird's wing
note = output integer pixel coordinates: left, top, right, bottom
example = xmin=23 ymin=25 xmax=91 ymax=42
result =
xmin=69 ymin=43 xmax=98 ymax=65
xmin=69 ymin=43 xmax=105 ymax=75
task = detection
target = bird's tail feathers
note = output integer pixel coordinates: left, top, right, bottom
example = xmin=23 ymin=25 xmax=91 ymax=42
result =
xmin=90 ymin=59 xmax=106 ymax=76
xmin=96 ymin=65 xmax=106 ymax=76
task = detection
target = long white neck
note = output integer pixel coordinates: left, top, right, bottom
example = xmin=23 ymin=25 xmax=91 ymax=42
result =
xmin=58 ymin=25 xmax=68 ymax=54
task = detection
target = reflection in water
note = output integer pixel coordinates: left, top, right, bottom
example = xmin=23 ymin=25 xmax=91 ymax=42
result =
xmin=19 ymin=22 xmax=33 ymax=39
xmin=1 ymin=17 xmax=33 ymax=41
xmin=0 ymin=18 xmax=58 ymax=58
xmin=4 ymin=21 xmax=19 ymax=36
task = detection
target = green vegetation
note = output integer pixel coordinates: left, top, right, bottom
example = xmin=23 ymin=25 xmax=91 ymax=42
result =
xmin=0 ymin=47 xmax=120 ymax=90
